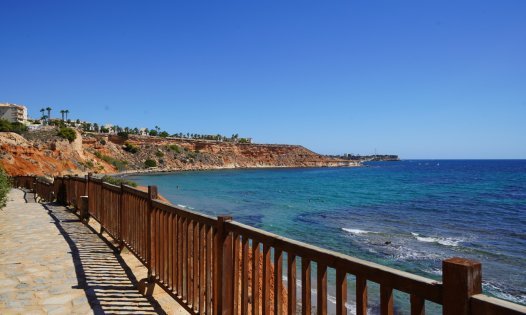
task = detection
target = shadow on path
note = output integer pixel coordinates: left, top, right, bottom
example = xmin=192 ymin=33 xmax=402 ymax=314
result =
xmin=42 ymin=202 xmax=166 ymax=315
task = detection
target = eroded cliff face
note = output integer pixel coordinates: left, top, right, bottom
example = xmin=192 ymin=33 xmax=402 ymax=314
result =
xmin=0 ymin=130 xmax=358 ymax=176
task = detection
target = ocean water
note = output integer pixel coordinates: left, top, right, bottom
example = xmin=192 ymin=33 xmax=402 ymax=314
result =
xmin=128 ymin=160 xmax=526 ymax=311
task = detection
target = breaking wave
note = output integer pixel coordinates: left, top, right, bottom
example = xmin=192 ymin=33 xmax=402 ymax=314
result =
xmin=342 ymin=228 xmax=372 ymax=235
xmin=411 ymin=232 xmax=463 ymax=247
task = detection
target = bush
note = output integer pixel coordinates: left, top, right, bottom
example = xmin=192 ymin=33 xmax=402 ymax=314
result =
xmin=159 ymin=131 xmax=169 ymax=138
xmin=0 ymin=119 xmax=28 ymax=134
xmin=123 ymin=142 xmax=139 ymax=153
xmin=57 ymin=127 xmax=77 ymax=142
xmin=155 ymin=151 xmax=164 ymax=157
xmin=144 ymin=159 xmax=157 ymax=168
xmin=94 ymin=151 xmax=128 ymax=171
xmin=117 ymin=132 xmax=129 ymax=140
xmin=168 ymin=144 xmax=181 ymax=153
xmin=101 ymin=175 xmax=137 ymax=187
xmin=99 ymin=139 xmax=106 ymax=145
xmin=0 ymin=165 xmax=10 ymax=209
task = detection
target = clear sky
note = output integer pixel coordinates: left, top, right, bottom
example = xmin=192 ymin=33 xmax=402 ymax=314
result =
xmin=1 ymin=1 xmax=525 ymax=159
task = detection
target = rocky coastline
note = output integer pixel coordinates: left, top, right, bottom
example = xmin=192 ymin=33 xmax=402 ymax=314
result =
xmin=0 ymin=129 xmax=359 ymax=177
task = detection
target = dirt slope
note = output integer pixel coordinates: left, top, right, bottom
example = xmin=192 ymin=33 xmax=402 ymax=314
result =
xmin=0 ymin=130 xmax=358 ymax=177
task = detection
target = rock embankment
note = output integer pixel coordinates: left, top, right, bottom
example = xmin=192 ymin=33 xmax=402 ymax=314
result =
xmin=0 ymin=130 xmax=359 ymax=177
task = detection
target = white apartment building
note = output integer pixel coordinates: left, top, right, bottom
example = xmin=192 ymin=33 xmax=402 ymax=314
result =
xmin=0 ymin=103 xmax=28 ymax=123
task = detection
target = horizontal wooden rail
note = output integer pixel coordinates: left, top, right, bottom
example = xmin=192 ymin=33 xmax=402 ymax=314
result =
xmin=226 ymin=220 xmax=443 ymax=303
xmin=11 ymin=175 xmax=526 ymax=315
xmin=471 ymin=294 xmax=526 ymax=315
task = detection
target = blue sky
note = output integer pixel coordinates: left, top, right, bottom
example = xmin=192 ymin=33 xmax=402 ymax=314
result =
xmin=1 ymin=1 xmax=525 ymax=158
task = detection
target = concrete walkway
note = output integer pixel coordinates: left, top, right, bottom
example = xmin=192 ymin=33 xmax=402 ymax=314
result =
xmin=0 ymin=189 xmax=165 ymax=314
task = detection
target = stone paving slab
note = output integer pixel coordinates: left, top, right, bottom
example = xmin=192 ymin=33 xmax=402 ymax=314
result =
xmin=0 ymin=189 xmax=164 ymax=314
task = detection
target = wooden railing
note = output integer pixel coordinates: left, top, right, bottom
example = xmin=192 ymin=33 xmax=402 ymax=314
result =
xmin=12 ymin=175 xmax=526 ymax=315
xmin=34 ymin=178 xmax=54 ymax=202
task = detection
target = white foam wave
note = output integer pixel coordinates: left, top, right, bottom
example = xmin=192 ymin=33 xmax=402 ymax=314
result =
xmin=342 ymin=228 xmax=371 ymax=235
xmin=412 ymin=232 xmax=462 ymax=247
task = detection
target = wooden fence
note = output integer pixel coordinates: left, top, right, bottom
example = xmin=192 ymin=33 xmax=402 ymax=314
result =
xmin=12 ymin=175 xmax=526 ymax=315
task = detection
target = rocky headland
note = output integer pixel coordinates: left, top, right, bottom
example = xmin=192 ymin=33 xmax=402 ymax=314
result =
xmin=0 ymin=129 xmax=359 ymax=177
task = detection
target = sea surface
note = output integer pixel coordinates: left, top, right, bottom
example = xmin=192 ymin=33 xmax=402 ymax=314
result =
xmin=128 ymin=160 xmax=526 ymax=312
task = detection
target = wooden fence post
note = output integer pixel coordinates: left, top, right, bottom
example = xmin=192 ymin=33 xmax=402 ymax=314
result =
xmin=214 ymin=215 xmax=233 ymax=315
xmin=442 ymin=257 xmax=482 ymax=315
xmin=80 ymin=196 xmax=89 ymax=222
xmin=118 ymin=183 xmax=124 ymax=250
xmin=86 ymin=173 xmax=91 ymax=197
xmin=147 ymin=185 xmax=158 ymax=280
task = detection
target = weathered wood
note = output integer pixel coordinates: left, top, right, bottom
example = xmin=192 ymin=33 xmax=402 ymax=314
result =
xmin=207 ymin=227 xmax=214 ymax=314
xmin=470 ymin=294 xmax=526 ymax=315
xmin=442 ymin=257 xmax=482 ymax=315
xmin=380 ymin=285 xmax=394 ymax=315
xmin=317 ymin=263 xmax=327 ymax=315
xmin=147 ymin=186 xmax=158 ymax=279
xmin=356 ymin=277 xmax=367 ymax=315
xmin=262 ymin=243 xmax=271 ymax=314
xmin=410 ymin=294 xmax=425 ymax=315
xmin=79 ymin=196 xmax=89 ymax=222
xmin=241 ymin=237 xmax=249 ymax=315
xmin=214 ymin=216 xmax=233 ymax=315
xmin=168 ymin=212 xmax=174 ymax=288
xmin=182 ymin=219 xmax=189 ymax=301
xmin=152 ymin=199 xmax=217 ymax=225
xmin=199 ymin=223 xmax=206 ymax=313
xmin=302 ymin=258 xmax=311 ymax=315
xmin=336 ymin=269 xmax=347 ymax=315
xmin=193 ymin=221 xmax=199 ymax=311
xmin=225 ymin=221 xmax=442 ymax=303
xmin=177 ymin=215 xmax=183 ymax=296
xmin=274 ymin=248 xmax=283 ymax=315
xmin=252 ymin=241 xmax=261 ymax=315
xmin=288 ymin=253 xmax=297 ymax=315
xmin=233 ymin=234 xmax=240 ymax=315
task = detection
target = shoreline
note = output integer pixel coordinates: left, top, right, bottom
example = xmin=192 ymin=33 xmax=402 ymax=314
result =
xmin=111 ymin=162 xmax=362 ymax=177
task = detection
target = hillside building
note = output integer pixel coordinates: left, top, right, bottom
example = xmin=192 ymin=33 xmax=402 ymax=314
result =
xmin=0 ymin=103 xmax=27 ymax=123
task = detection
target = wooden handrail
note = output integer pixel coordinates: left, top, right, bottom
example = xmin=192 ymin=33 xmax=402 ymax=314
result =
xmin=11 ymin=175 xmax=526 ymax=315
xmin=152 ymin=199 xmax=217 ymax=226
xmin=226 ymin=220 xmax=443 ymax=304
xmin=471 ymin=294 xmax=526 ymax=315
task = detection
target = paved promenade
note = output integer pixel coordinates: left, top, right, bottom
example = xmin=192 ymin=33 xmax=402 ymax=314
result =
xmin=0 ymin=189 xmax=165 ymax=314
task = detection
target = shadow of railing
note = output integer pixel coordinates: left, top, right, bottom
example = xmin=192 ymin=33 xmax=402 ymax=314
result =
xmin=42 ymin=202 xmax=166 ymax=315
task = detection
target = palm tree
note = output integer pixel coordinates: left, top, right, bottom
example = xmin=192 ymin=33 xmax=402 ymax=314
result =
xmin=40 ymin=108 xmax=45 ymax=119
xmin=46 ymin=107 xmax=52 ymax=120
xmin=60 ymin=110 xmax=65 ymax=121
xmin=65 ymin=110 xmax=69 ymax=121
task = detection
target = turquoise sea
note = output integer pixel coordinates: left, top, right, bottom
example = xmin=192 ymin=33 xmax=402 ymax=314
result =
xmin=128 ymin=160 xmax=526 ymax=311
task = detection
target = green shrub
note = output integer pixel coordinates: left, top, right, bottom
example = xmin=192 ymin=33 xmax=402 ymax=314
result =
xmin=123 ymin=142 xmax=139 ymax=153
xmin=117 ymin=132 xmax=129 ymax=140
xmin=155 ymin=151 xmax=164 ymax=157
xmin=0 ymin=119 xmax=28 ymax=134
xmin=57 ymin=127 xmax=77 ymax=142
xmin=101 ymin=175 xmax=137 ymax=187
xmin=168 ymin=144 xmax=181 ymax=153
xmin=159 ymin=131 xmax=169 ymax=138
xmin=0 ymin=165 xmax=10 ymax=209
xmin=144 ymin=159 xmax=157 ymax=168
xmin=94 ymin=151 xmax=128 ymax=171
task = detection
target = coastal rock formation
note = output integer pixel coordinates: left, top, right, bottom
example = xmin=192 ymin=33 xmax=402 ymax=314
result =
xmin=0 ymin=130 xmax=358 ymax=176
